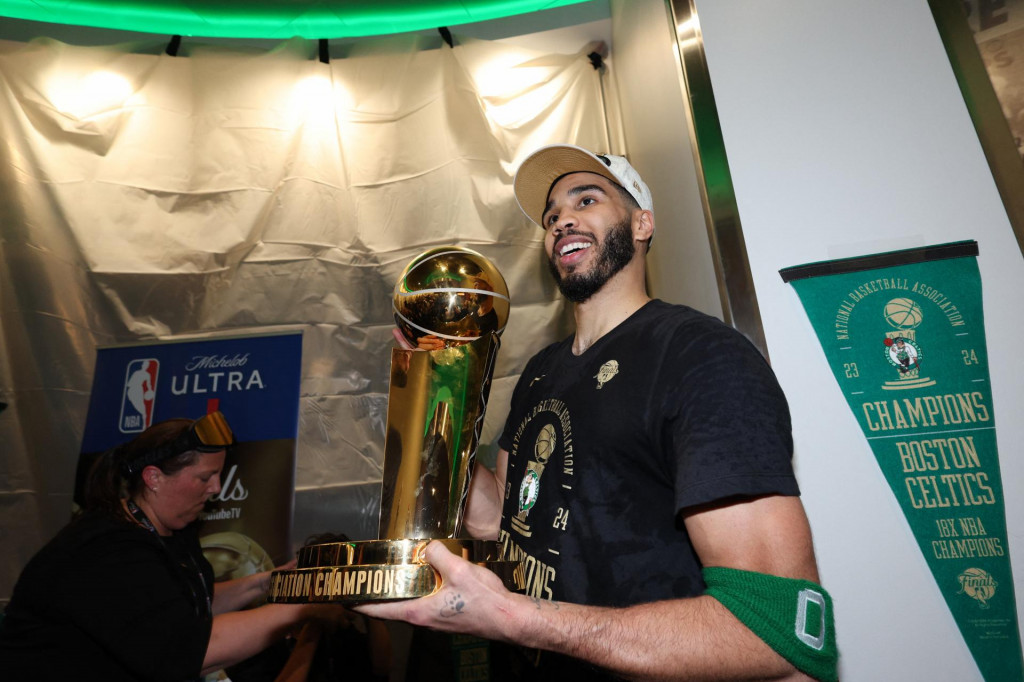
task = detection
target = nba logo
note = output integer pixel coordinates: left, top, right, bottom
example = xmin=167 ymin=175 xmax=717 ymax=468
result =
xmin=119 ymin=359 xmax=159 ymax=433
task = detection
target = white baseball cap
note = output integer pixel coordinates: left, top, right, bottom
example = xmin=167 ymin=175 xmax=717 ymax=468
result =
xmin=513 ymin=144 xmax=654 ymax=231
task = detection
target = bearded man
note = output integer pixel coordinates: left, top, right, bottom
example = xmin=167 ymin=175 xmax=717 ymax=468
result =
xmin=360 ymin=145 xmax=838 ymax=682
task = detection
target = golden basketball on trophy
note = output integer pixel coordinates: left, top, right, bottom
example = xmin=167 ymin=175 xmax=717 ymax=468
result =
xmin=393 ymin=246 xmax=509 ymax=348
xmin=267 ymin=246 xmax=522 ymax=603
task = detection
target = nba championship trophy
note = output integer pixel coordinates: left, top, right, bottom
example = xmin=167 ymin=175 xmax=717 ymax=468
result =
xmin=267 ymin=246 xmax=522 ymax=603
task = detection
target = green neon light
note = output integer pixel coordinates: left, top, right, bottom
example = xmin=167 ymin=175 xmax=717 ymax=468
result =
xmin=0 ymin=0 xmax=592 ymax=39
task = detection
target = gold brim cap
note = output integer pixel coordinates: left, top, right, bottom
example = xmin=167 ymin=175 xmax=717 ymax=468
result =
xmin=512 ymin=144 xmax=654 ymax=228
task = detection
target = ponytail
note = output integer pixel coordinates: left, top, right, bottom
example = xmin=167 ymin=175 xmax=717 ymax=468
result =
xmin=80 ymin=444 xmax=129 ymax=515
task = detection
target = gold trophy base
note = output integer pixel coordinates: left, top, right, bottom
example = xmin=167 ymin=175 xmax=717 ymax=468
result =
xmin=266 ymin=538 xmax=523 ymax=604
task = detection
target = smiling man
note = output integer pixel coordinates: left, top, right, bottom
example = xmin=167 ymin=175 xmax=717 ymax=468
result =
xmin=361 ymin=145 xmax=838 ymax=681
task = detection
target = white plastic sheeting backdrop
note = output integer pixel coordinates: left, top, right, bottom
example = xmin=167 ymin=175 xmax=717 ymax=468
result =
xmin=0 ymin=32 xmax=612 ymax=601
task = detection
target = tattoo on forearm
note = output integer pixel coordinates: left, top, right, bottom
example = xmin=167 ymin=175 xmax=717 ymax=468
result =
xmin=529 ymin=596 xmax=560 ymax=611
xmin=440 ymin=592 xmax=465 ymax=618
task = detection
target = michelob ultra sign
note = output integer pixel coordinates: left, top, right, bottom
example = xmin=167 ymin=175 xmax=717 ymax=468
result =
xmin=781 ymin=241 xmax=1022 ymax=681
xmin=78 ymin=332 xmax=303 ymax=574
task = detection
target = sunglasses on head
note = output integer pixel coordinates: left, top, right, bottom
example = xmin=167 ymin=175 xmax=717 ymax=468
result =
xmin=121 ymin=411 xmax=234 ymax=477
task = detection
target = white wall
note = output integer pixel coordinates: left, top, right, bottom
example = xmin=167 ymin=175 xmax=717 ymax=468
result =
xmin=694 ymin=1 xmax=1024 ymax=680
xmin=608 ymin=0 xmax=725 ymax=318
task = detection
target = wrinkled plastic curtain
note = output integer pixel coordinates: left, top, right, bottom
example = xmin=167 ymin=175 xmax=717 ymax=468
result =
xmin=0 ymin=33 xmax=610 ymax=601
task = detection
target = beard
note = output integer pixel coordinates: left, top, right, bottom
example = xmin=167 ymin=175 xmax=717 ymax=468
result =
xmin=548 ymin=215 xmax=636 ymax=303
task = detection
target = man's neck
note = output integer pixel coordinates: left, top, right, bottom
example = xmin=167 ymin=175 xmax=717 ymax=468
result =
xmin=571 ymin=276 xmax=650 ymax=356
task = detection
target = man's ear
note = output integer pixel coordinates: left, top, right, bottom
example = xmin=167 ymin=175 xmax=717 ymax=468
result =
xmin=633 ymin=209 xmax=655 ymax=243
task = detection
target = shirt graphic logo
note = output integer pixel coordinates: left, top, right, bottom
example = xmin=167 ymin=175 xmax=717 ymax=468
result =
xmin=511 ymin=423 xmax=556 ymax=538
xmin=120 ymin=359 xmax=159 ymax=433
xmin=519 ymin=470 xmax=540 ymax=513
xmin=594 ymin=359 xmax=619 ymax=389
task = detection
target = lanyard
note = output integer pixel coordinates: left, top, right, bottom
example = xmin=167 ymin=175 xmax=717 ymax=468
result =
xmin=125 ymin=499 xmax=212 ymax=620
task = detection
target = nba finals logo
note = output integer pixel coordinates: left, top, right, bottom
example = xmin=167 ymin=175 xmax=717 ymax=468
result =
xmin=958 ymin=567 xmax=998 ymax=609
xmin=120 ymin=359 xmax=159 ymax=433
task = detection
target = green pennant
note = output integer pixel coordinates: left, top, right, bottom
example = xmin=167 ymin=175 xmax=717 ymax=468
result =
xmin=781 ymin=241 xmax=1022 ymax=682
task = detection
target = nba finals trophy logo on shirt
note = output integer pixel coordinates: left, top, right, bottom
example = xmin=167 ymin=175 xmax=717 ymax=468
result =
xmin=881 ymin=297 xmax=934 ymax=390
xmin=119 ymin=359 xmax=159 ymax=433
xmin=512 ymin=423 xmax=556 ymax=538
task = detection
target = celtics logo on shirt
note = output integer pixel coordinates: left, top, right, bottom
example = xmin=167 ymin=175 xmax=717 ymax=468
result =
xmin=519 ymin=470 xmax=540 ymax=513
xmin=511 ymin=422 xmax=556 ymax=537
xmin=500 ymin=397 xmax=575 ymax=599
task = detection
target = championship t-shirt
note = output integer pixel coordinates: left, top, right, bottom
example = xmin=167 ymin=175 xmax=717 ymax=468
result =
xmin=497 ymin=299 xmax=799 ymax=607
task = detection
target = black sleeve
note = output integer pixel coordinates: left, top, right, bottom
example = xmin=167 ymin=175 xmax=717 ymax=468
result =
xmin=655 ymin=318 xmax=799 ymax=513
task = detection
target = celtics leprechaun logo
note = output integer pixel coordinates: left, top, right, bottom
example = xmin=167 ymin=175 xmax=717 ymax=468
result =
xmin=519 ymin=470 xmax=540 ymax=513
xmin=884 ymin=335 xmax=921 ymax=374
xmin=881 ymin=297 xmax=935 ymax=390
xmin=511 ymin=423 xmax=556 ymax=537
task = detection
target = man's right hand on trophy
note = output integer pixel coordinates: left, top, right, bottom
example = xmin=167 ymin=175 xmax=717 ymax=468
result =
xmin=353 ymin=539 xmax=521 ymax=643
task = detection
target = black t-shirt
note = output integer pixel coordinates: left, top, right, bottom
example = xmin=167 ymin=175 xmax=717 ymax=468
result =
xmin=498 ymin=300 xmax=799 ymax=608
xmin=0 ymin=510 xmax=214 ymax=681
